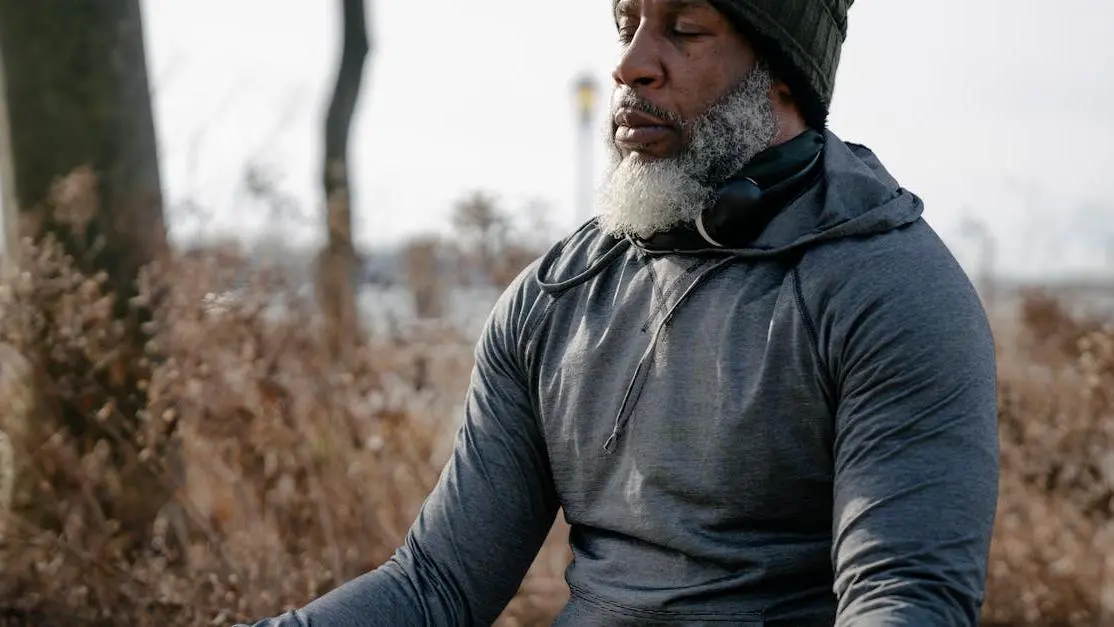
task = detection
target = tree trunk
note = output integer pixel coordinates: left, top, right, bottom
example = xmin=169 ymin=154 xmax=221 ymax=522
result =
xmin=0 ymin=0 xmax=167 ymax=274
xmin=0 ymin=0 xmax=170 ymax=542
xmin=0 ymin=47 xmax=17 ymax=262
xmin=318 ymin=0 xmax=370 ymax=358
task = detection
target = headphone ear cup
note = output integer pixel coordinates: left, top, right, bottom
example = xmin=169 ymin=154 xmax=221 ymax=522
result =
xmin=698 ymin=178 xmax=763 ymax=247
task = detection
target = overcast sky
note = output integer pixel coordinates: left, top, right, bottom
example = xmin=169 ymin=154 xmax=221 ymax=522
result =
xmin=141 ymin=0 xmax=1114 ymax=280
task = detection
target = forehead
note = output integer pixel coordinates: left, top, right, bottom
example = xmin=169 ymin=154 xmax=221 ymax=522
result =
xmin=614 ymin=0 xmax=712 ymax=20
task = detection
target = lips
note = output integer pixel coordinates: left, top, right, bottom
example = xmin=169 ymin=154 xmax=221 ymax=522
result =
xmin=614 ymin=108 xmax=671 ymax=129
xmin=614 ymin=108 xmax=676 ymax=150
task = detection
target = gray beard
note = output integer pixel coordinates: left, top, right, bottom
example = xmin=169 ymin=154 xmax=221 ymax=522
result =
xmin=597 ymin=65 xmax=779 ymax=239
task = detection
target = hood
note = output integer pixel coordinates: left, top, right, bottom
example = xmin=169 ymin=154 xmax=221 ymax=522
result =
xmin=743 ymin=130 xmax=924 ymax=254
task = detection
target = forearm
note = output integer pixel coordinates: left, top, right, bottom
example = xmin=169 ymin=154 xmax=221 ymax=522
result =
xmin=240 ymin=562 xmax=425 ymax=627
xmin=240 ymin=419 xmax=557 ymax=627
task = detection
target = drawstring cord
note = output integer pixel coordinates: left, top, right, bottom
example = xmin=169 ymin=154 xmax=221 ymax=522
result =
xmin=603 ymin=256 xmax=737 ymax=454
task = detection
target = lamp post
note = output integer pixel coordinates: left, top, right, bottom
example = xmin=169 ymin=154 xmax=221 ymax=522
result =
xmin=573 ymin=73 xmax=598 ymax=226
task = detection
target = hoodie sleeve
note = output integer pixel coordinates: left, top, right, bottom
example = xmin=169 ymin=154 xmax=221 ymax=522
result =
xmin=817 ymin=224 xmax=999 ymax=626
xmin=240 ymin=269 xmax=560 ymax=627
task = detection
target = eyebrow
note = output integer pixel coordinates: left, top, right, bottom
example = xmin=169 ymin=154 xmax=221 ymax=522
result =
xmin=614 ymin=0 xmax=706 ymax=21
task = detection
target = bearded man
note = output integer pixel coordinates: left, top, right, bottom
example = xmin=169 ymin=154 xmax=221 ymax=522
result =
xmin=244 ymin=0 xmax=999 ymax=625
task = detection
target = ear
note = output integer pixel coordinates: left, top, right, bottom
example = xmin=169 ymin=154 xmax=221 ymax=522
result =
xmin=770 ymin=79 xmax=795 ymax=105
xmin=768 ymin=79 xmax=808 ymax=141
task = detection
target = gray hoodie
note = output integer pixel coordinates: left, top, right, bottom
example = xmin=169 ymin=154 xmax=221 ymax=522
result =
xmin=244 ymin=132 xmax=999 ymax=626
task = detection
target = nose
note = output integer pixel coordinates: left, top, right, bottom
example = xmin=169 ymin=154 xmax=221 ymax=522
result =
xmin=612 ymin=28 xmax=665 ymax=90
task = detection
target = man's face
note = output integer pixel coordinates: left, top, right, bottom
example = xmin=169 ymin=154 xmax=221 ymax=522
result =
xmin=610 ymin=0 xmax=760 ymax=160
xmin=598 ymin=0 xmax=780 ymax=239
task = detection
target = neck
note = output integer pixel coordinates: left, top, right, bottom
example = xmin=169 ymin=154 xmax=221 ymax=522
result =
xmin=769 ymin=108 xmax=809 ymax=147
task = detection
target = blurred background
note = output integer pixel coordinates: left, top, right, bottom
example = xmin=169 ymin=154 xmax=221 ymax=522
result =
xmin=0 ymin=1 xmax=1111 ymax=625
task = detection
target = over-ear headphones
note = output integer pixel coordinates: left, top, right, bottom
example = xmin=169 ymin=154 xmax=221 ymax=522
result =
xmin=638 ymin=128 xmax=825 ymax=252
xmin=695 ymin=147 xmax=823 ymax=248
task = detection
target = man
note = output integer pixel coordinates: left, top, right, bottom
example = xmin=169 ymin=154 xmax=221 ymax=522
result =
xmin=245 ymin=0 xmax=999 ymax=624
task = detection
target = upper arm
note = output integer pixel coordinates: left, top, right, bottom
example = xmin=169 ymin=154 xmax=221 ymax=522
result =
xmin=817 ymin=228 xmax=999 ymax=625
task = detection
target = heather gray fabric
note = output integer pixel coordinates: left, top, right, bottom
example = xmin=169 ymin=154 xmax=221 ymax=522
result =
xmin=242 ymin=132 xmax=999 ymax=626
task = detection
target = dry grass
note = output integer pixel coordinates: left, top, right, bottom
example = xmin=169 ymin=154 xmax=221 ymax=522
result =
xmin=984 ymin=291 xmax=1114 ymax=625
xmin=0 ymin=231 xmax=1110 ymax=625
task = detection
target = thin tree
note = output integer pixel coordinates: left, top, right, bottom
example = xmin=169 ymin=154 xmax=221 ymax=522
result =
xmin=317 ymin=0 xmax=371 ymax=358
xmin=403 ymin=234 xmax=446 ymax=319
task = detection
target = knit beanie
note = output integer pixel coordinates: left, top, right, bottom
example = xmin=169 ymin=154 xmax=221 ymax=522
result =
xmin=707 ymin=0 xmax=853 ymax=129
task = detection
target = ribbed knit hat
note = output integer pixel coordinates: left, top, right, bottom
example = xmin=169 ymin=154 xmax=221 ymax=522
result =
xmin=707 ymin=0 xmax=853 ymax=128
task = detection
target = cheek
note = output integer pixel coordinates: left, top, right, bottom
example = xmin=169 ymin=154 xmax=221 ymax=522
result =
xmin=672 ymin=43 xmax=755 ymax=121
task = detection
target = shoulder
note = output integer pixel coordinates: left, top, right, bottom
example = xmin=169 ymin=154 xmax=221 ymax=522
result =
xmin=793 ymin=218 xmax=995 ymax=379
xmin=482 ymin=219 xmax=624 ymax=355
xmin=797 ymin=217 xmax=980 ymax=317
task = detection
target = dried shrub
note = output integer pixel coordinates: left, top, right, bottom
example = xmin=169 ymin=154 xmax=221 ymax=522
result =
xmin=0 ymin=233 xmax=567 ymax=625
xmin=984 ymin=291 xmax=1114 ymax=625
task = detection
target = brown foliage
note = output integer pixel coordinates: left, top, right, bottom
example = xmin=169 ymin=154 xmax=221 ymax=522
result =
xmin=0 ymin=235 xmax=561 ymax=625
xmin=985 ymin=291 xmax=1114 ymax=625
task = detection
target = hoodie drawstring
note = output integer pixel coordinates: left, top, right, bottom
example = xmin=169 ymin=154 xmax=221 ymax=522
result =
xmin=603 ymin=256 xmax=737 ymax=454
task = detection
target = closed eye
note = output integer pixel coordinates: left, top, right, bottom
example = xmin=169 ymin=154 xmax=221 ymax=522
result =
xmin=672 ymin=27 xmax=708 ymax=39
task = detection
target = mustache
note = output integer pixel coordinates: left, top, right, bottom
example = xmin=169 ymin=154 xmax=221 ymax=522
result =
xmin=611 ymin=89 xmax=683 ymax=127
